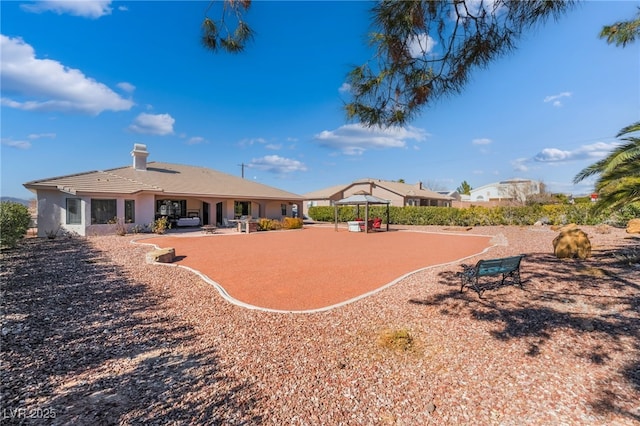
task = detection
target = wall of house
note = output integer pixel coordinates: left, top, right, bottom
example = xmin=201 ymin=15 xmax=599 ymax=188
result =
xmin=35 ymin=189 xmax=66 ymax=238
xmin=84 ymin=193 xmax=157 ymax=236
xmin=370 ymin=187 xmax=403 ymax=206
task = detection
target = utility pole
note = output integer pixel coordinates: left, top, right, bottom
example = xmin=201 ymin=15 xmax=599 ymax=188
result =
xmin=238 ymin=163 xmax=247 ymax=178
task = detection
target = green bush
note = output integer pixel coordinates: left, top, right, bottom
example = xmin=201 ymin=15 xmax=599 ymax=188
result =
xmin=308 ymin=203 xmax=625 ymax=227
xmin=0 ymin=201 xmax=31 ymax=248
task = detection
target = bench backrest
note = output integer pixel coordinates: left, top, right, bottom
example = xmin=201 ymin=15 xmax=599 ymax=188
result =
xmin=476 ymin=255 xmax=524 ymax=276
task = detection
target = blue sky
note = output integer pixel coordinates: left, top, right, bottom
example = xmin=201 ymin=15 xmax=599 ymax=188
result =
xmin=1 ymin=1 xmax=639 ymax=200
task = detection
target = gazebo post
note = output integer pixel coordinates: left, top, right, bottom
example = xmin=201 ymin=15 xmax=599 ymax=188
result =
xmin=364 ymin=202 xmax=369 ymax=233
xmin=386 ymin=204 xmax=390 ymax=231
xmin=334 ymin=202 xmax=338 ymax=231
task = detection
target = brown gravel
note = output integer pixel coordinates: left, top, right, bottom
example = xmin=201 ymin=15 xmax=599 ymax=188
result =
xmin=1 ymin=224 xmax=639 ymax=425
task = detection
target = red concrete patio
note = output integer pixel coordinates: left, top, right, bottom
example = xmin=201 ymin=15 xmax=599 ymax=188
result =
xmin=141 ymin=226 xmax=493 ymax=312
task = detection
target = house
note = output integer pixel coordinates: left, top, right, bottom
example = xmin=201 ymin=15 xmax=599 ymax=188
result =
xmin=460 ymin=179 xmax=542 ymax=204
xmin=303 ymin=178 xmax=452 ymax=217
xmin=24 ymin=144 xmax=304 ymax=236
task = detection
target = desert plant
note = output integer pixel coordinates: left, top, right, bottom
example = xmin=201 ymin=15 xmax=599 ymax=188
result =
xmin=151 ymin=217 xmax=171 ymax=234
xmin=282 ymin=217 xmax=303 ymax=229
xmin=109 ymin=217 xmax=127 ymax=236
xmin=378 ymin=328 xmax=415 ymax=352
xmin=257 ymin=218 xmax=282 ymax=231
xmin=0 ymin=201 xmax=31 ymax=248
xmin=44 ymin=226 xmax=61 ymax=240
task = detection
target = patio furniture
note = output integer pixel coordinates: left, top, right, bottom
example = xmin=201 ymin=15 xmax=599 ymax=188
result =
xmin=201 ymin=225 xmax=217 ymax=234
xmin=459 ymin=254 xmax=525 ymax=297
xmin=176 ymin=217 xmax=200 ymax=227
xmin=347 ymin=221 xmax=363 ymax=232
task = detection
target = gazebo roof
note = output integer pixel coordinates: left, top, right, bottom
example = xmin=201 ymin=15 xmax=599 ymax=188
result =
xmin=335 ymin=193 xmax=390 ymax=205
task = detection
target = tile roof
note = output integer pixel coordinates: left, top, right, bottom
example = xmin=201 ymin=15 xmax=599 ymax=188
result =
xmin=304 ymin=178 xmax=452 ymax=200
xmin=25 ymin=162 xmax=303 ymax=200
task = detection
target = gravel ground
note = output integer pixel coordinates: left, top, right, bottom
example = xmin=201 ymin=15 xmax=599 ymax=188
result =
xmin=1 ymin=225 xmax=639 ymax=425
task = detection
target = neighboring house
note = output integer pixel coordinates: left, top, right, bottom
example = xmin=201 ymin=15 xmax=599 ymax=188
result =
xmin=24 ymin=144 xmax=304 ymax=237
xmin=460 ymin=179 xmax=542 ymax=203
xmin=303 ymin=178 xmax=452 ymax=217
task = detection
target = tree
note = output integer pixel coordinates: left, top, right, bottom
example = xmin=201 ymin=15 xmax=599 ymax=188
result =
xmin=599 ymin=7 xmax=640 ymax=47
xmin=573 ymin=122 xmax=640 ymax=212
xmin=573 ymin=10 xmax=640 ymax=213
xmin=0 ymin=201 xmax=31 ymax=249
xmin=202 ymin=0 xmax=575 ymax=127
xmin=456 ymin=180 xmax=472 ymax=195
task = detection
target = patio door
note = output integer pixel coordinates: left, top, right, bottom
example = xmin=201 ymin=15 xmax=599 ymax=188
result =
xmin=216 ymin=202 xmax=223 ymax=226
xmin=203 ymin=202 xmax=210 ymax=225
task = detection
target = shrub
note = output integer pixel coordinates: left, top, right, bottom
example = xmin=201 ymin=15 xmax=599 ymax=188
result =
xmin=151 ymin=217 xmax=170 ymax=234
xmin=257 ymin=218 xmax=282 ymax=231
xmin=309 ymin=203 xmax=621 ymax=226
xmin=0 ymin=201 xmax=31 ymax=248
xmin=282 ymin=217 xmax=303 ymax=229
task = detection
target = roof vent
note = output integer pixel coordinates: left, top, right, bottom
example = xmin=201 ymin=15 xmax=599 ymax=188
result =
xmin=131 ymin=143 xmax=148 ymax=171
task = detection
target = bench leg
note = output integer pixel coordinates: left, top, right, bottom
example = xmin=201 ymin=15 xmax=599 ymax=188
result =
xmin=461 ymin=275 xmax=483 ymax=297
xmin=501 ymin=269 xmax=523 ymax=287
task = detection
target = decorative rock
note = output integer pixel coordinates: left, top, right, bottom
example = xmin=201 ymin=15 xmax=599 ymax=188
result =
xmin=553 ymin=228 xmax=591 ymax=259
xmin=146 ymin=248 xmax=175 ymax=263
xmin=534 ymin=217 xmax=551 ymax=226
xmin=626 ymin=218 xmax=640 ymax=234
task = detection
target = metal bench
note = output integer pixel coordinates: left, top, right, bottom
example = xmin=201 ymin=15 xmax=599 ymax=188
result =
xmin=459 ymin=254 xmax=525 ymax=296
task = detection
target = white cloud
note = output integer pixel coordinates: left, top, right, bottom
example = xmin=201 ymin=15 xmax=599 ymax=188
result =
xmin=20 ymin=1 xmax=113 ymax=18
xmin=408 ymin=33 xmax=436 ymax=57
xmin=511 ymin=158 xmax=529 ymax=172
xmin=238 ymin=137 xmax=267 ymax=147
xmin=338 ymin=83 xmax=351 ymax=93
xmin=314 ymin=123 xmax=428 ymax=155
xmin=249 ymin=155 xmax=307 ymax=174
xmin=454 ymin=0 xmax=503 ymax=20
xmin=533 ymin=142 xmax=618 ymax=163
xmin=0 ymin=35 xmax=133 ymax=115
xmin=28 ymin=133 xmax=56 ymax=140
xmin=1 ymin=138 xmax=31 ymax=149
xmin=265 ymin=143 xmax=282 ymax=150
xmin=472 ymin=138 xmax=492 ymax=145
xmin=186 ymin=136 xmax=206 ymax=145
xmin=117 ymin=82 xmax=135 ymax=93
xmin=543 ymin=91 xmax=572 ymax=107
xmin=128 ymin=113 xmax=175 ymax=135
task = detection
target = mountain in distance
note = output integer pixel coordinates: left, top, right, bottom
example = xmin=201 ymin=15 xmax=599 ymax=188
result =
xmin=1 ymin=197 xmax=32 ymax=206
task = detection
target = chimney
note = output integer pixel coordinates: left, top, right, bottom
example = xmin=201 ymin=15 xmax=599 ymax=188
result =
xmin=131 ymin=143 xmax=148 ymax=171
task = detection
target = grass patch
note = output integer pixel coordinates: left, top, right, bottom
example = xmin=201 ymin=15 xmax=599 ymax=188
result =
xmin=378 ymin=328 xmax=415 ymax=352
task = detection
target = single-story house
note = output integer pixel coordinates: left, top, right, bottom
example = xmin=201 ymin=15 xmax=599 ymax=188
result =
xmin=24 ymin=144 xmax=304 ymax=236
xmin=303 ymin=178 xmax=452 ymax=217
xmin=460 ymin=179 xmax=542 ymax=204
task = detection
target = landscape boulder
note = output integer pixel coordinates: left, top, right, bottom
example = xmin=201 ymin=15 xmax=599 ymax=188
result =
xmin=146 ymin=247 xmax=175 ymax=263
xmin=553 ymin=228 xmax=591 ymax=259
xmin=627 ymin=218 xmax=640 ymax=234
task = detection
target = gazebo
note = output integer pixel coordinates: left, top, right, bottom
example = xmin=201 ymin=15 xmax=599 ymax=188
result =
xmin=333 ymin=192 xmax=390 ymax=233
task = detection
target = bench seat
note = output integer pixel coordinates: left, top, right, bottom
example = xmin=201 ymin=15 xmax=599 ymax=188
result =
xmin=460 ymin=254 xmax=525 ymax=297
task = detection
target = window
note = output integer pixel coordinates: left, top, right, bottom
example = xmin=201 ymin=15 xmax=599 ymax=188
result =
xmin=281 ymin=203 xmax=287 ymax=215
xmin=66 ymin=198 xmax=82 ymax=224
xmin=234 ymin=201 xmax=251 ymax=218
xmin=156 ymin=199 xmax=186 ymax=217
xmin=91 ymin=199 xmax=116 ymax=224
xmin=125 ymin=200 xmax=135 ymax=223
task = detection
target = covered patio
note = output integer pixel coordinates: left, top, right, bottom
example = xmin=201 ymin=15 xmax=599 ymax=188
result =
xmin=333 ymin=192 xmax=390 ymax=233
